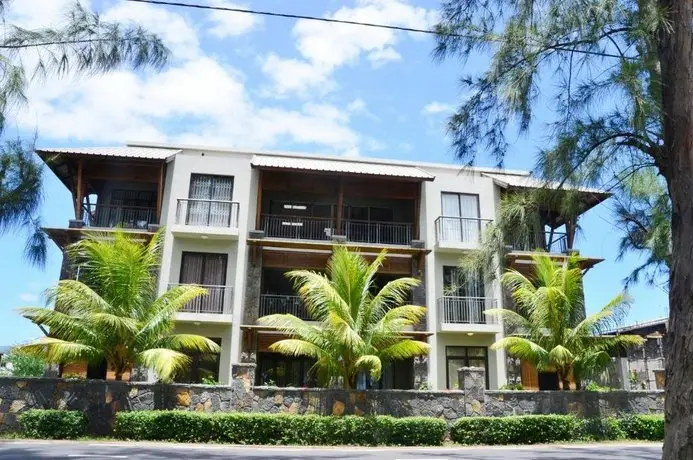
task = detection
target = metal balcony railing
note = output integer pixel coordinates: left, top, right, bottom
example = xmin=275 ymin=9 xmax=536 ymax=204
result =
xmin=435 ymin=216 xmax=492 ymax=244
xmin=176 ymin=199 xmax=240 ymax=228
xmin=340 ymin=220 xmax=413 ymax=245
xmin=437 ymin=296 xmax=498 ymax=325
xmin=261 ymin=214 xmax=414 ymax=245
xmin=83 ymin=205 xmax=156 ymax=230
xmin=169 ymin=284 xmax=232 ymax=315
xmin=261 ymin=214 xmax=335 ymax=240
xmin=511 ymin=231 xmax=569 ymax=254
xmin=259 ymin=294 xmax=311 ymax=321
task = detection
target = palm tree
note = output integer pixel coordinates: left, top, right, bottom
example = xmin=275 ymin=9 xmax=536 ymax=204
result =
xmin=0 ymin=1 xmax=169 ymax=266
xmin=15 ymin=229 xmax=219 ymax=381
xmin=258 ymin=247 xmax=430 ymax=389
xmin=489 ymin=253 xmax=644 ymax=390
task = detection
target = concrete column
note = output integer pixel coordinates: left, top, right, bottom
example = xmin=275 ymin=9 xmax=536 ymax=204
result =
xmin=459 ymin=366 xmax=485 ymax=416
xmin=218 ymin=325 xmax=234 ymax=384
xmin=230 ymin=241 xmax=249 ymax=365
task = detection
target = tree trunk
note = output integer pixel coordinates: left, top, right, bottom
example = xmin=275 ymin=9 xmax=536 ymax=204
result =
xmin=115 ymin=372 xmax=123 ymax=381
xmin=659 ymin=0 xmax=693 ymax=457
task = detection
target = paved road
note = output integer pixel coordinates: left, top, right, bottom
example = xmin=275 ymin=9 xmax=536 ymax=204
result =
xmin=0 ymin=440 xmax=662 ymax=459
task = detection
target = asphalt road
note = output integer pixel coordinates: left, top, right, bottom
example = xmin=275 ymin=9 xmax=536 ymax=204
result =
xmin=0 ymin=440 xmax=662 ymax=460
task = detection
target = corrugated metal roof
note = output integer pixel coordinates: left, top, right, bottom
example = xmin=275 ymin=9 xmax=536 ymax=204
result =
xmin=35 ymin=146 xmax=180 ymax=160
xmin=251 ymin=155 xmax=434 ymax=180
xmin=481 ymin=172 xmax=609 ymax=195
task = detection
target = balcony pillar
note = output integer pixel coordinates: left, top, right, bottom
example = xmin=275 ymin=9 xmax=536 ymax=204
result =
xmin=411 ymin=257 xmax=427 ymax=332
xmin=243 ymin=249 xmax=262 ymax=325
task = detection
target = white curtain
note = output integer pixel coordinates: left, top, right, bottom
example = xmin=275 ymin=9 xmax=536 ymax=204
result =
xmin=441 ymin=193 xmax=480 ymax=242
xmin=186 ymin=175 xmax=234 ymax=227
xmin=441 ymin=193 xmax=461 ymax=241
xmin=459 ymin=194 xmax=480 ymax=242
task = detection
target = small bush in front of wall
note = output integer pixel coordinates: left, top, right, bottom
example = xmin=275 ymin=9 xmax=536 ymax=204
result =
xmin=618 ymin=415 xmax=664 ymax=441
xmin=114 ymin=411 xmax=447 ymax=446
xmin=451 ymin=415 xmax=581 ymax=445
xmin=19 ymin=410 xmax=88 ymax=439
xmin=581 ymin=417 xmax=626 ymax=441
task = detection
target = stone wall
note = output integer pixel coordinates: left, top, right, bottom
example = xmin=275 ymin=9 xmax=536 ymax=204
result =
xmin=0 ymin=367 xmax=665 ymax=435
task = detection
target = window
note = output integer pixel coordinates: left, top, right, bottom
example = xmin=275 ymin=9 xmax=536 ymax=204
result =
xmin=256 ymin=352 xmax=316 ymax=387
xmin=186 ymin=174 xmax=235 ymax=227
xmin=446 ymin=346 xmax=489 ymax=389
xmin=440 ymin=193 xmax=481 ymax=242
xmin=443 ymin=266 xmax=484 ymax=297
xmin=96 ymin=189 xmax=156 ymax=228
xmin=179 ymin=252 xmax=228 ymax=313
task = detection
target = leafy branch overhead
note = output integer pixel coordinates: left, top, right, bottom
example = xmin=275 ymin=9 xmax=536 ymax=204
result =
xmin=0 ymin=0 xmax=169 ymax=267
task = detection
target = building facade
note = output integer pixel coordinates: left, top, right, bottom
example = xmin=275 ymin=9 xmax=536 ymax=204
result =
xmin=38 ymin=143 xmax=606 ymax=390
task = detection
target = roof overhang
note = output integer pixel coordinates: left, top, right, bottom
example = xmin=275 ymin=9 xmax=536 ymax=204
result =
xmin=251 ymin=154 xmax=435 ymax=181
xmin=35 ymin=146 xmax=180 ymax=191
xmin=505 ymin=251 xmax=604 ymax=271
xmin=483 ymin=172 xmax=611 ymax=213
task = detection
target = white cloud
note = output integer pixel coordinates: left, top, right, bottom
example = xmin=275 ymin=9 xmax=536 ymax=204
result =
xmin=347 ymin=98 xmax=367 ymax=112
xmin=11 ymin=0 xmax=386 ymax=157
xmin=7 ymin=0 xmax=86 ymax=29
xmin=206 ymin=0 xmax=261 ymax=38
xmin=103 ymin=2 xmax=200 ymax=59
xmin=262 ymin=0 xmax=438 ymax=96
xmin=422 ymin=101 xmax=456 ymax=115
xmin=19 ymin=293 xmax=39 ymax=303
xmin=261 ymin=54 xmax=333 ymax=96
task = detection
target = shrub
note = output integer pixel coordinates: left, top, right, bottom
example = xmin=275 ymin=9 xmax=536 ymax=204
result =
xmin=618 ymin=415 xmax=664 ymax=441
xmin=581 ymin=417 xmax=625 ymax=441
xmin=114 ymin=411 xmax=446 ymax=446
xmin=389 ymin=417 xmax=447 ymax=446
xmin=451 ymin=415 xmax=580 ymax=445
xmin=2 ymin=350 xmax=46 ymax=377
xmin=20 ymin=410 xmax=88 ymax=439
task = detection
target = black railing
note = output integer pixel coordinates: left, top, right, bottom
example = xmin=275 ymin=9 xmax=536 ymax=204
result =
xmin=261 ymin=214 xmax=414 ymax=245
xmin=261 ymin=214 xmax=335 ymax=240
xmin=169 ymin=284 xmax=232 ymax=315
xmin=341 ymin=220 xmax=413 ymax=245
xmin=176 ymin=199 xmax=240 ymax=228
xmin=437 ymin=297 xmax=498 ymax=325
xmin=434 ymin=216 xmax=492 ymax=244
xmin=83 ymin=205 xmax=156 ymax=230
xmin=259 ymin=294 xmax=311 ymax=321
xmin=511 ymin=231 xmax=569 ymax=253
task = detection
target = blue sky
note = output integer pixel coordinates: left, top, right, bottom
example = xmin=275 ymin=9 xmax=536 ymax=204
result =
xmin=0 ymin=0 xmax=668 ymax=345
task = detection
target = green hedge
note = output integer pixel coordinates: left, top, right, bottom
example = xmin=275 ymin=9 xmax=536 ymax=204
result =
xmin=618 ymin=415 xmax=664 ymax=441
xmin=451 ymin=415 xmax=580 ymax=445
xmin=19 ymin=410 xmax=88 ymax=439
xmin=114 ymin=411 xmax=447 ymax=446
xmin=452 ymin=414 xmax=665 ymax=445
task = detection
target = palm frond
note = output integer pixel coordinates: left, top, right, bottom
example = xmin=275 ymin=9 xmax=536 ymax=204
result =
xmin=355 ymin=354 xmax=383 ymax=380
xmin=268 ymin=339 xmax=325 ymax=359
xmin=14 ymin=337 xmax=100 ymax=363
xmin=378 ymin=340 xmax=430 ymax=361
xmin=156 ymin=334 xmax=221 ymax=354
xmin=137 ymin=348 xmax=190 ymax=382
xmin=492 ymin=336 xmax=549 ymax=369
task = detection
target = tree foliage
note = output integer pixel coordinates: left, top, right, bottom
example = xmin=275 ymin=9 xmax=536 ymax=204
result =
xmin=613 ymin=169 xmax=670 ymax=286
xmin=15 ymin=229 xmax=219 ymax=381
xmin=490 ymin=253 xmax=644 ymax=389
xmin=0 ymin=348 xmax=46 ymax=377
xmin=258 ymin=247 xmax=430 ymax=389
xmin=0 ymin=0 xmax=169 ymax=267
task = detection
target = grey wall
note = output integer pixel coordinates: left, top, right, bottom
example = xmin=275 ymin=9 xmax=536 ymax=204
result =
xmin=0 ymin=374 xmax=664 ymax=435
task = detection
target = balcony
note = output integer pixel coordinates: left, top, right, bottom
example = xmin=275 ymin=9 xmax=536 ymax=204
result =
xmin=83 ymin=204 xmax=157 ymax=230
xmin=171 ymin=283 xmax=233 ymax=324
xmin=260 ymin=214 xmax=414 ymax=246
xmin=259 ymin=294 xmax=311 ymax=321
xmin=171 ymin=199 xmax=240 ymax=239
xmin=434 ymin=216 xmax=492 ymax=251
xmin=510 ymin=231 xmax=568 ymax=254
xmin=437 ymin=296 xmax=501 ymax=333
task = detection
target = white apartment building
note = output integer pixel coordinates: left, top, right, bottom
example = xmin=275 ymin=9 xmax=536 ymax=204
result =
xmin=38 ymin=143 xmax=606 ymax=390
